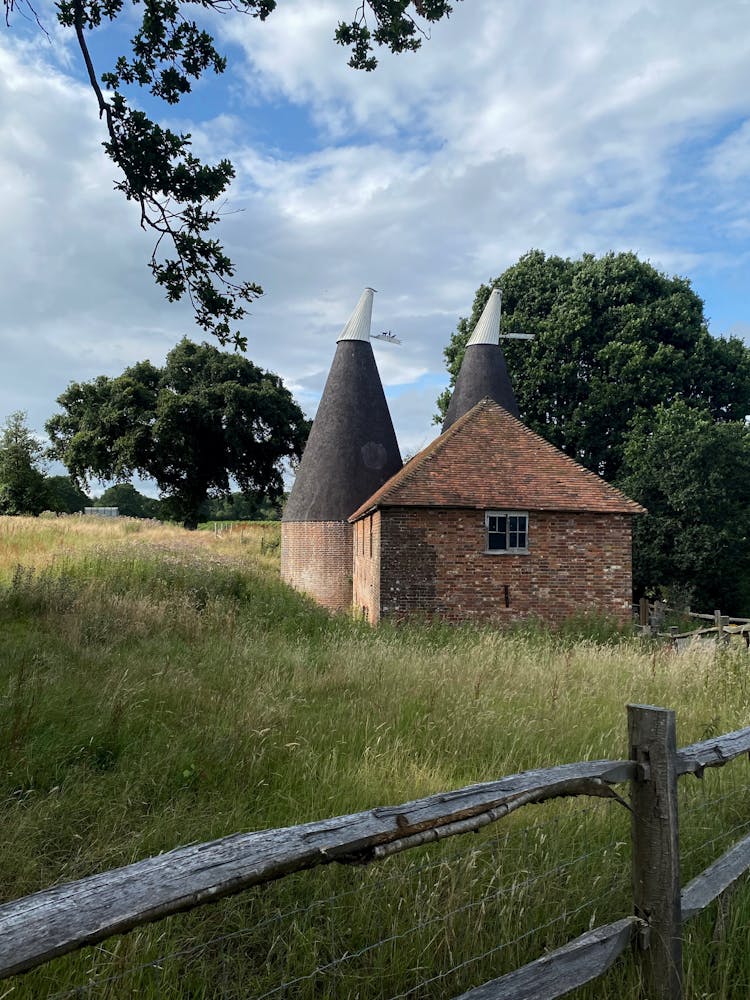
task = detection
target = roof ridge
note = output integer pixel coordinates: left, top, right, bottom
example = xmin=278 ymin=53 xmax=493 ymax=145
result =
xmin=349 ymin=397 xmax=644 ymax=520
xmin=348 ymin=398 xmax=495 ymax=520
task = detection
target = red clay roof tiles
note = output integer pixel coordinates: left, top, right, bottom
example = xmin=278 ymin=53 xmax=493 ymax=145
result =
xmin=349 ymin=398 xmax=646 ymax=521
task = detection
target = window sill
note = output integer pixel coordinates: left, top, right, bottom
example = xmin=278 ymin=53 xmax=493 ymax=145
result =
xmin=484 ymin=549 xmax=530 ymax=556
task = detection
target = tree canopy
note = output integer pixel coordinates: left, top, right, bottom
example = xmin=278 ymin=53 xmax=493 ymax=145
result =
xmin=47 ymin=339 xmax=309 ymax=528
xmin=96 ymin=483 xmax=161 ymax=518
xmin=4 ymin=0 xmax=459 ymax=348
xmin=619 ymin=401 xmax=750 ymax=615
xmin=0 ymin=411 xmax=49 ymax=516
xmin=438 ymin=250 xmax=750 ymax=481
xmin=46 ymin=475 xmax=91 ymax=514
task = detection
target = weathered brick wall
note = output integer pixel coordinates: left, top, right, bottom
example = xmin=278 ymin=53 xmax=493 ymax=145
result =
xmin=352 ymin=512 xmax=381 ymax=623
xmin=281 ymin=521 xmax=353 ymax=612
xmin=375 ymin=507 xmax=633 ymax=627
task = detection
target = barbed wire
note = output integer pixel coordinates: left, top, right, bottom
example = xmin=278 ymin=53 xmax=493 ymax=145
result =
xmin=383 ymin=882 xmax=625 ymax=1000
xmin=679 ymin=781 xmax=750 ymax=819
xmin=27 ymin=772 xmax=750 ymax=999
xmin=252 ymin=851 xmax=625 ymax=1000
xmin=47 ymin=831 xmax=625 ymax=999
xmin=681 ymin=814 xmax=750 ymax=864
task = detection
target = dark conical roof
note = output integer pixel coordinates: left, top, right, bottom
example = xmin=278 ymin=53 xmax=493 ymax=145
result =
xmin=442 ymin=343 xmax=520 ymax=430
xmin=283 ymin=338 xmax=402 ymax=522
xmin=442 ymin=289 xmax=519 ymax=431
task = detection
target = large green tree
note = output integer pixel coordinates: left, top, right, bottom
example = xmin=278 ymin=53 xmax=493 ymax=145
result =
xmin=47 ymin=339 xmax=309 ymax=529
xmin=619 ymin=401 xmax=750 ymax=615
xmin=0 ymin=412 xmax=50 ymax=515
xmin=96 ymin=483 xmax=162 ymax=518
xmin=439 ymin=251 xmax=750 ymax=481
xmin=45 ymin=475 xmax=91 ymax=513
xmin=4 ymin=0 xmax=458 ymax=348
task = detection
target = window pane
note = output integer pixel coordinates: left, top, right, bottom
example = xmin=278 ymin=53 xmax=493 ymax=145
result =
xmin=486 ymin=512 xmax=528 ymax=551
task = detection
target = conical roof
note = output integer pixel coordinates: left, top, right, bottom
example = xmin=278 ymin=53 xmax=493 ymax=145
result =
xmin=442 ymin=288 xmax=520 ymax=430
xmin=283 ymin=290 xmax=403 ymax=522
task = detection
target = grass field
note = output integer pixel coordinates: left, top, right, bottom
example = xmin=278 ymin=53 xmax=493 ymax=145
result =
xmin=1 ymin=515 xmax=749 ymax=998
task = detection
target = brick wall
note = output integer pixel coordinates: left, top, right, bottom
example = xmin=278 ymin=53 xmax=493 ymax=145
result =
xmin=352 ymin=512 xmax=381 ymax=623
xmin=281 ymin=521 xmax=353 ymax=613
xmin=372 ymin=507 xmax=633 ymax=627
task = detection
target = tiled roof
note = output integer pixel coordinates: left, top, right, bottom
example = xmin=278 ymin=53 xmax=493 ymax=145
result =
xmin=349 ymin=398 xmax=646 ymax=521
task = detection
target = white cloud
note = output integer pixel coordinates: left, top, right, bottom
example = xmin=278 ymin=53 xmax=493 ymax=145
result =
xmin=2 ymin=0 xmax=750 ymax=469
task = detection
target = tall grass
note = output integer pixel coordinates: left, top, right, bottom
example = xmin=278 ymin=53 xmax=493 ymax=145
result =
xmin=1 ymin=515 xmax=749 ymax=998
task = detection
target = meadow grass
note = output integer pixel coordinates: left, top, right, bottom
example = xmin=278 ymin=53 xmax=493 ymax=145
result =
xmin=1 ymin=515 xmax=749 ymax=998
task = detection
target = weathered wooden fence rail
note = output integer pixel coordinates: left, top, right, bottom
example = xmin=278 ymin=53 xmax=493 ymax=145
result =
xmin=635 ymin=598 xmax=750 ymax=650
xmin=2 ymin=706 xmax=750 ymax=1000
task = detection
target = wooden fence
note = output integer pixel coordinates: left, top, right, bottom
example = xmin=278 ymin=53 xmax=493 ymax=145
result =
xmin=1 ymin=705 xmax=750 ymax=999
xmin=636 ymin=598 xmax=750 ymax=650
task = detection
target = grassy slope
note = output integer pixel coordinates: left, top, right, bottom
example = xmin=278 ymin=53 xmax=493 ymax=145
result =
xmin=1 ymin=516 xmax=749 ymax=998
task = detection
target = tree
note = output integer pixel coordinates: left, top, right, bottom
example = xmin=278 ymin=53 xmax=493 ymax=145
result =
xmin=96 ymin=483 xmax=161 ymax=518
xmin=4 ymin=0 xmax=459 ymax=349
xmin=619 ymin=401 xmax=750 ymax=615
xmin=45 ymin=474 xmax=91 ymax=513
xmin=204 ymin=489 xmax=282 ymax=521
xmin=47 ymin=338 xmax=309 ymax=529
xmin=438 ymin=251 xmax=750 ymax=481
xmin=0 ymin=411 xmax=49 ymax=515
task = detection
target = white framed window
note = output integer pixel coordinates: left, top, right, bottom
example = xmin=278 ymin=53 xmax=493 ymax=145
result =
xmin=485 ymin=511 xmax=529 ymax=553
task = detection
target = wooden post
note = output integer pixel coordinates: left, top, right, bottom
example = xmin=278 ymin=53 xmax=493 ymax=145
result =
xmin=628 ymin=704 xmax=683 ymax=1000
xmin=640 ymin=597 xmax=650 ymax=628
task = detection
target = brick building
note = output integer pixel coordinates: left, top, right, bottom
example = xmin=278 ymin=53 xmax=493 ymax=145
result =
xmin=282 ymin=287 xmax=645 ymax=626
xmin=349 ymin=397 xmax=644 ymax=627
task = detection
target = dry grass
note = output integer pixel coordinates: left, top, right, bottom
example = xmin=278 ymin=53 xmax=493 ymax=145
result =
xmin=1 ymin=515 xmax=749 ymax=998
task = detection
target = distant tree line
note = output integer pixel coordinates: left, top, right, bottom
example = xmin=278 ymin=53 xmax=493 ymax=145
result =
xmin=0 ymin=413 xmax=287 ymax=523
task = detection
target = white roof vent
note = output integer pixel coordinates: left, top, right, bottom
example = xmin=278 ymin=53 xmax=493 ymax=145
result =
xmin=337 ymin=287 xmax=375 ymax=343
xmin=466 ymin=288 xmax=502 ymax=347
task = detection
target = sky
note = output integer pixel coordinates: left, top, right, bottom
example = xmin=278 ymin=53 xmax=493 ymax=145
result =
xmin=2 ymin=0 xmax=750 ymax=492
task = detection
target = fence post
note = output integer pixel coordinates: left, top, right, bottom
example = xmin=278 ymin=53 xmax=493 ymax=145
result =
xmin=639 ymin=597 xmax=650 ymax=629
xmin=628 ymin=704 xmax=683 ymax=1000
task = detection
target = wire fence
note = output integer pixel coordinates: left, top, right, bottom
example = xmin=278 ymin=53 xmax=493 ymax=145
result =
xmin=5 ymin=737 xmax=750 ymax=998
xmin=16 ymin=797 xmax=629 ymax=999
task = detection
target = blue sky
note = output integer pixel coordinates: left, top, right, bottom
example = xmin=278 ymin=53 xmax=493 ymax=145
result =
xmin=2 ymin=0 xmax=750 ymax=491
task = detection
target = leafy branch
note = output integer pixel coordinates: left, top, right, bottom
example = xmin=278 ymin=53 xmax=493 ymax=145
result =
xmin=4 ymin=0 xmax=459 ymax=347
xmin=335 ymin=0 xmax=457 ymax=71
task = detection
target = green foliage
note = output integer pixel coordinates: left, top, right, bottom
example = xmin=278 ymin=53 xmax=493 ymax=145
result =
xmin=47 ymin=339 xmax=309 ymax=529
xmin=202 ymin=489 xmax=282 ymax=521
xmin=335 ymin=0 xmax=459 ymax=70
xmin=439 ymin=251 xmax=750 ymax=481
xmin=0 ymin=412 xmax=49 ymax=516
xmin=4 ymin=0 xmax=455 ymax=347
xmin=96 ymin=483 xmax=161 ymax=518
xmin=619 ymin=400 xmax=750 ymax=614
xmin=45 ymin=475 xmax=91 ymax=514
